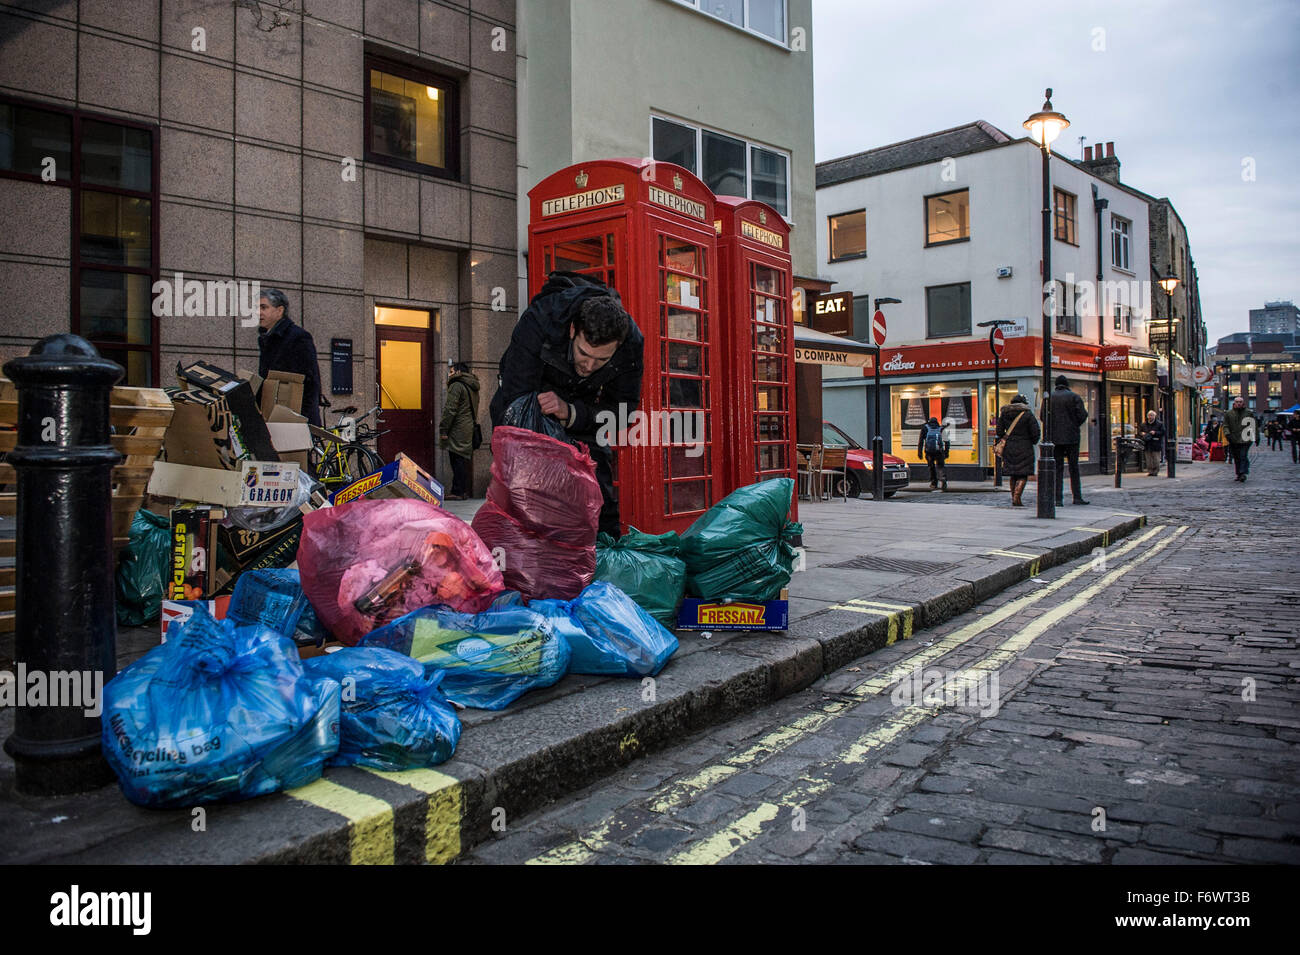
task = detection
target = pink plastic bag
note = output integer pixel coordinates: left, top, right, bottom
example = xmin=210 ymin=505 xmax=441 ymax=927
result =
xmin=471 ymin=426 xmax=601 ymax=599
xmin=298 ymin=499 xmax=504 ymax=645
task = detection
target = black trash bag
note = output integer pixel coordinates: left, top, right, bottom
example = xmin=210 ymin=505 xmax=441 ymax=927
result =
xmin=115 ymin=509 xmax=171 ymax=626
xmin=499 ymin=393 xmax=570 ymax=444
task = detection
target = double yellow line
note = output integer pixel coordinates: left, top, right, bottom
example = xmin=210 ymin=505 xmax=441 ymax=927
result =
xmin=529 ymin=523 xmax=1181 ymax=865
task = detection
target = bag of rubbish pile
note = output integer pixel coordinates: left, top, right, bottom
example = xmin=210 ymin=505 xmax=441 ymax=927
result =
xmin=499 ymin=392 xmax=570 ymax=444
xmin=550 ymin=581 xmax=679 ymax=677
xmin=298 ymin=498 xmax=504 ymax=645
xmin=358 ymin=601 xmax=571 ymax=710
xmin=594 ymin=528 xmax=686 ymax=627
xmin=303 ymin=647 xmax=461 ymax=770
xmin=115 ymin=508 xmax=172 ymax=626
xmin=227 ymin=568 xmax=332 ymax=647
xmin=101 ymin=605 xmax=340 ymax=809
xmin=679 ymin=478 xmax=802 ymax=602
xmin=471 ymin=425 xmax=600 ymax=600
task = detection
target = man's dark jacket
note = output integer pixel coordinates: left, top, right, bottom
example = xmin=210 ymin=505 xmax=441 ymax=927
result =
xmin=258 ymin=315 xmax=322 ymax=426
xmin=489 ymin=272 xmax=644 ymax=443
xmin=1047 ymin=384 xmax=1088 ymax=446
xmin=1140 ymin=418 xmax=1165 ymax=451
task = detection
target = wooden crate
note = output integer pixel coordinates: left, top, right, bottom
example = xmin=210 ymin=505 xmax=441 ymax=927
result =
xmin=0 ymin=379 xmax=173 ymax=633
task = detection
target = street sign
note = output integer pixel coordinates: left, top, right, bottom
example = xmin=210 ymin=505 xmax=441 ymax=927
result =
xmin=1192 ymin=365 xmax=1212 ymax=384
xmin=990 ymin=326 xmax=1006 ymax=357
xmin=872 ymin=309 xmax=887 ymax=346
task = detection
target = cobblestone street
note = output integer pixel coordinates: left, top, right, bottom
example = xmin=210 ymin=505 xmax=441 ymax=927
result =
xmin=466 ymin=450 xmax=1300 ymax=864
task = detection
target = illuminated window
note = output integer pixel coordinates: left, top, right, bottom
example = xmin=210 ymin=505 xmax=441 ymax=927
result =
xmin=365 ymin=58 xmax=457 ymax=178
xmin=828 ymin=210 xmax=866 ymax=261
xmin=925 ymin=190 xmax=969 ymax=245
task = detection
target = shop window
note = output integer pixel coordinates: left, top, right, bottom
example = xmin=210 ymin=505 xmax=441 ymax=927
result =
xmin=828 ymin=210 xmax=866 ymax=262
xmin=672 ymin=0 xmax=787 ymax=43
xmin=1054 ymin=188 xmax=1076 ymax=245
xmin=651 ymin=115 xmax=789 ymax=216
xmin=365 ymin=57 xmax=458 ymax=179
xmin=893 ymin=388 xmax=977 ymax=465
xmin=925 ymin=282 xmax=971 ymax=338
xmin=1111 ymin=215 xmax=1131 ymax=270
xmin=925 ymin=189 xmax=969 ymax=245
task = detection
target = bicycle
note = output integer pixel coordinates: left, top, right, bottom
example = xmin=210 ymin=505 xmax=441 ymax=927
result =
xmin=308 ymin=401 xmax=387 ymax=491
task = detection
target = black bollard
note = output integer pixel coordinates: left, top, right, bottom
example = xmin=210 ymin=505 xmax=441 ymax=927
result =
xmin=3 ymin=335 xmax=123 ymax=795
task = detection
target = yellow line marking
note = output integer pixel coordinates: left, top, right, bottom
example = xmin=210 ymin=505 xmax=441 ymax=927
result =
xmin=673 ymin=524 xmax=1187 ymax=865
xmin=986 ymin=548 xmax=1038 ymax=559
xmin=846 ymin=599 xmax=912 ymax=611
xmin=287 ymin=778 xmax=395 ymax=865
xmin=364 ymin=767 xmax=463 ymax=865
xmin=525 ymin=524 xmax=1171 ymax=865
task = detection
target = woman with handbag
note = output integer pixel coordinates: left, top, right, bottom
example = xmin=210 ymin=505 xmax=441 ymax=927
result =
xmin=994 ymin=394 xmax=1041 ymax=507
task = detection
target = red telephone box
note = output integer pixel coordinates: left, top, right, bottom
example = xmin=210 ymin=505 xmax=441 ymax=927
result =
xmin=528 ymin=159 xmax=721 ymax=534
xmin=714 ymin=196 xmax=797 ymax=501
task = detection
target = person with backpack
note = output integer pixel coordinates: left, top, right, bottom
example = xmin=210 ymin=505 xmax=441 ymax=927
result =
xmin=439 ymin=361 xmax=480 ymax=500
xmin=917 ymin=416 xmax=949 ymax=490
xmin=995 ymin=394 xmax=1041 ymax=507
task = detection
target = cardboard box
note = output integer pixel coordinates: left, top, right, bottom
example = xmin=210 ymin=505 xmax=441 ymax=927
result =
xmin=176 ymin=360 xmax=279 ymax=462
xmin=216 ymin=513 xmax=303 ymax=576
xmin=259 ymin=370 xmax=304 ymax=421
xmin=149 ymin=461 xmax=288 ymax=508
xmin=160 ymin=595 xmax=231 ymax=641
xmin=164 ymin=390 xmax=248 ymax=470
xmin=265 ymin=405 xmax=311 ymax=469
xmin=676 ymin=598 xmax=789 ymax=632
xmin=237 ymin=461 xmax=301 ymax=506
xmin=169 ymin=506 xmax=225 ymax=601
xmin=329 ymin=452 xmax=444 ymax=507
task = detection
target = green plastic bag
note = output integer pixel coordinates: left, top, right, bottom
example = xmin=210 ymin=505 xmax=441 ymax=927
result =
xmin=595 ymin=528 xmax=686 ymax=627
xmin=679 ymin=478 xmax=803 ymax=602
xmin=115 ymin=509 xmax=171 ymax=626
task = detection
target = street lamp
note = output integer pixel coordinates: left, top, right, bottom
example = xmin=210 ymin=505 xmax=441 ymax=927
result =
xmin=1157 ymin=273 xmax=1180 ymax=477
xmin=871 ymin=296 xmax=902 ymax=501
xmin=977 ymin=319 xmax=1016 ymax=487
xmin=1024 ymin=88 xmax=1069 ymax=519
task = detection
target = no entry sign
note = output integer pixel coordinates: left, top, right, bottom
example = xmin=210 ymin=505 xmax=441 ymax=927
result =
xmin=990 ymin=326 xmax=1006 ymax=357
xmin=872 ymin=309 xmax=887 ymax=346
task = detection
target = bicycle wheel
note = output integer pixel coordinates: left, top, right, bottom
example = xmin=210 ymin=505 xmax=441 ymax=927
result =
xmin=342 ymin=445 xmax=384 ymax=482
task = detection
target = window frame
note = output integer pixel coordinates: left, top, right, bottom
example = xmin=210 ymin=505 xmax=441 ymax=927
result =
xmin=1054 ymin=279 xmax=1082 ymax=337
xmin=0 ymin=94 xmax=160 ymax=385
xmin=649 ymin=113 xmax=792 ymax=219
xmin=1112 ymin=303 xmax=1134 ymax=337
xmin=1054 ymin=187 xmax=1077 ymax=245
xmin=671 ymin=0 xmax=789 ymax=47
xmin=924 ymin=188 xmax=970 ymax=247
xmin=1110 ymin=214 xmax=1131 ymax=271
xmin=827 ymin=208 xmax=866 ymax=262
xmin=924 ymin=281 xmax=972 ymax=339
xmin=363 ymin=52 xmax=461 ymax=181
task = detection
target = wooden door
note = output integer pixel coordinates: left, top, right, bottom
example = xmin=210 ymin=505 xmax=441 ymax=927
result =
xmin=375 ymin=308 xmax=435 ymax=472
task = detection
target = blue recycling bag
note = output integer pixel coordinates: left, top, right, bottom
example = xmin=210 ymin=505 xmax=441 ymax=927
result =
xmin=358 ymin=602 xmax=571 ymax=710
xmin=101 ymin=605 xmax=340 ymax=809
xmin=303 ymin=648 xmax=461 ymax=771
xmin=227 ymin=568 xmax=331 ymax=646
xmin=563 ymin=581 xmax=679 ymax=677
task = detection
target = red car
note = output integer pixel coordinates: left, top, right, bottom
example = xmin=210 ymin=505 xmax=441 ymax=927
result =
xmin=821 ymin=420 xmax=911 ymax=498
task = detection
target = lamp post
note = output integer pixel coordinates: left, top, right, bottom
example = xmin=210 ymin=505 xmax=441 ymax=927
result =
xmin=1024 ymin=89 xmax=1069 ymax=519
xmin=1158 ymin=273 xmax=1180 ymax=477
xmin=977 ymin=319 xmax=1016 ymax=487
xmin=871 ymin=296 xmax=901 ymax=501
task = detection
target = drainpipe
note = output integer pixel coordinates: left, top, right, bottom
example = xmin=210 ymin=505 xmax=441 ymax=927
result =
xmin=1093 ymin=184 xmax=1109 ymax=472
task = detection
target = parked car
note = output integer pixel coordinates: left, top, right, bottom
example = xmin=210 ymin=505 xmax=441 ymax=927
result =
xmin=821 ymin=420 xmax=911 ymax=498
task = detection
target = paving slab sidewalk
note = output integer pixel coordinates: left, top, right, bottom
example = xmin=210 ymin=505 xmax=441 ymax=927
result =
xmin=0 ymin=494 xmax=1146 ymax=864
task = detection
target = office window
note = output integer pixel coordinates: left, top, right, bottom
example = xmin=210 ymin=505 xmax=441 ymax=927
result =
xmin=925 ymin=190 xmax=969 ymax=245
xmin=673 ymin=0 xmax=787 ymax=43
xmin=1054 ymin=188 xmax=1077 ymax=244
xmin=925 ymin=282 xmax=971 ymax=338
xmin=365 ymin=57 xmax=458 ymax=178
xmin=651 ymin=116 xmax=790 ymax=216
xmin=1113 ymin=304 xmax=1134 ymax=335
xmin=828 ymin=210 xmax=866 ymax=261
xmin=1111 ymin=215 xmax=1130 ymax=270
xmin=1055 ymin=280 xmax=1081 ymax=336
xmin=0 ymin=102 xmax=71 ymax=180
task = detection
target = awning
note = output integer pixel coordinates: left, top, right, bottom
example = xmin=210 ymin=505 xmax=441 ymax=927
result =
xmin=793 ymin=325 xmax=875 ymax=368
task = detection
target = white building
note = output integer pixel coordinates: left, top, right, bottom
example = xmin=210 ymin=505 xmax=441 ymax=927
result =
xmin=814 ymin=121 xmax=1156 ymax=477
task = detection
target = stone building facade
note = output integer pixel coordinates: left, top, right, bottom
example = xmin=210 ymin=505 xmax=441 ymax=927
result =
xmin=0 ymin=0 xmax=517 ymax=492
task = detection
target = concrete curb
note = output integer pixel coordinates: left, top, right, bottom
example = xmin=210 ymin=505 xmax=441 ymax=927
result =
xmin=9 ymin=513 xmax=1145 ymax=865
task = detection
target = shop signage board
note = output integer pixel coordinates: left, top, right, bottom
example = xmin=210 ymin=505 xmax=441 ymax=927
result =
xmin=875 ymin=336 xmax=1124 ymax=376
xmin=812 ymin=292 xmax=853 ymax=337
xmin=1100 ymin=345 xmax=1131 ymax=370
xmin=1177 ymin=436 xmax=1194 ymax=462
xmin=677 ymin=597 xmax=789 ymax=631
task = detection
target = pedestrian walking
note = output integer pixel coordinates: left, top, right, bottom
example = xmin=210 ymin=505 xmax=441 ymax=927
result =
xmin=1288 ymin=411 xmax=1300 ymax=464
xmin=1223 ymin=395 xmax=1257 ymax=482
xmin=438 ymin=362 xmax=480 ymax=500
xmin=1139 ymin=410 xmax=1165 ymax=476
xmin=1047 ymin=375 xmax=1089 ymax=505
xmin=1267 ymin=419 xmax=1283 ymax=451
xmin=995 ymin=394 xmax=1040 ymax=507
xmin=256 ymin=288 xmax=322 ymax=426
xmin=917 ymin=416 xmax=949 ymax=490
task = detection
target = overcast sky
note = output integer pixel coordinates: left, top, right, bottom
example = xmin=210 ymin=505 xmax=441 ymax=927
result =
xmin=811 ymin=0 xmax=1300 ymax=345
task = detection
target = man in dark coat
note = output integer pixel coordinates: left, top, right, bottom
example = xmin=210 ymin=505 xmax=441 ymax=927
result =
xmin=1047 ymin=375 xmax=1090 ymax=505
xmin=1223 ymin=395 xmax=1257 ymax=481
xmin=1139 ymin=409 xmax=1165 ymax=476
xmin=490 ymin=272 xmax=644 ymax=537
xmin=439 ymin=362 xmax=480 ymax=500
xmin=257 ymin=288 xmax=322 ymax=426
